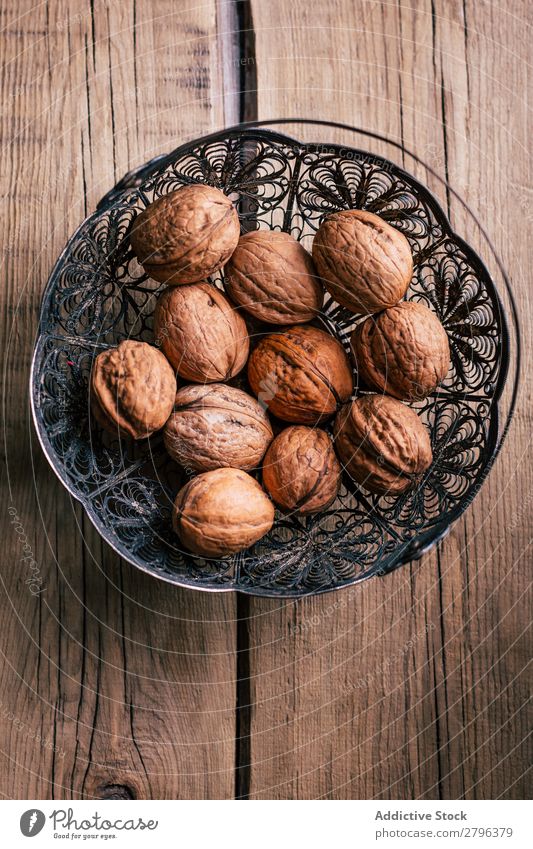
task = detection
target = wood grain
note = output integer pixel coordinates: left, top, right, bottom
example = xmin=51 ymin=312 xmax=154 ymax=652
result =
xmin=0 ymin=0 xmax=530 ymax=800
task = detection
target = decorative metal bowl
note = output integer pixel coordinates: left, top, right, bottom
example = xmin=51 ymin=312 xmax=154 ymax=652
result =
xmin=30 ymin=122 xmax=518 ymax=597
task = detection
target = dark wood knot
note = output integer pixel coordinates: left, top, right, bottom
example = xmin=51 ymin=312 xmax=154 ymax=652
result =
xmin=97 ymin=783 xmax=136 ymax=800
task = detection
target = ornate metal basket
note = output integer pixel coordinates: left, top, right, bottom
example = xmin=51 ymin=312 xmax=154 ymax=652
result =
xmin=30 ymin=122 xmax=518 ymax=597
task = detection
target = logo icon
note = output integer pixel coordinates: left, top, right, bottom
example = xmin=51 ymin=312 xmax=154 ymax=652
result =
xmin=20 ymin=810 xmax=46 ymax=837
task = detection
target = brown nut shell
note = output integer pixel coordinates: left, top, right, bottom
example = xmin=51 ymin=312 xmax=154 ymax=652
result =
xmin=90 ymin=340 xmax=176 ymax=440
xmin=172 ymin=467 xmax=275 ymax=558
xmin=352 ymin=300 xmax=450 ymax=400
xmin=154 ymin=283 xmax=250 ymax=382
xmin=225 ymin=230 xmax=323 ymax=324
xmin=164 ymin=383 xmax=273 ymax=472
xmin=262 ymin=426 xmax=341 ymax=514
xmin=312 ymin=209 xmax=412 ymax=314
xmin=130 ymin=184 xmax=240 ymax=285
xmin=334 ymin=394 xmax=432 ymax=495
xmin=248 ymin=324 xmax=353 ymax=424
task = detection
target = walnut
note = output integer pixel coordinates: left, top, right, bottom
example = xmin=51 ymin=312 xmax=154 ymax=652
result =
xmin=164 ymin=383 xmax=273 ymax=472
xmin=262 ymin=426 xmax=341 ymax=514
xmin=130 ymin=184 xmax=240 ymax=285
xmin=90 ymin=340 xmax=176 ymax=439
xmin=352 ymin=300 xmax=450 ymax=400
xmin=312 ymin=209 xmax=412 ymax=314
xmin=248 ymin=324 xmax=353 ymax=424
xmin=154 ymin=283 xmax=249 ymax=382
xmin=334 ymin=394 xmax=432 ymax=495
xmin=172 ymin=467 xmax=275 ymax=557
xmin=225 ymin=230 xmax=323 ymax=324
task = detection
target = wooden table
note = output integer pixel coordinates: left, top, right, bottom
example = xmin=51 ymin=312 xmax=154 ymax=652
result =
xmin=1 ymin=0 xmax=530 ymax=800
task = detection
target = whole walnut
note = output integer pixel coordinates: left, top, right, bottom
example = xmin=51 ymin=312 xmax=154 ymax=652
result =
xmin=173 ymin=467 xmax=275 ymax=557
xmin=164 ymin=383 xmax=273 ymax=472
xmin=352 ymin=300 xmax=450 ymax=400
xmin=312 ymin=209 xmax=412 ymax=314
xmin=130 ymin=184 xmax=240 ymax=285
xmin=154 ymin=283 xmax=249 ymax=382
xmin=262 ymin=426 xmax=341 ymax=514
xmin=90 ymin=340 xmax=176 ymax=439
xmin=334 ymin=395 xmax=433 ymax=495
xmin=225 ymin=230 xmax=323 ymax=324
xmin=248 ymin=324 xmax=353 ymax=424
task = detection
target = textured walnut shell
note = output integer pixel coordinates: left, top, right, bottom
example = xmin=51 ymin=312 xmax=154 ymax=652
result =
xmin=225 ymin=230 xmax=323 ymax=324
xmin=352 ymin=301 xmax=450 ymax=400
xmin=248 ymin=325 xmax=353 ymax=424
xmin=130 ymin=184 xmax=240 ymax=285
xmin=262 ymin=426 xmax=341 ymax=514
xmin=90 ymin=340 xmax=176 ymax=439
xmin=154 ymin=283 xmax=250 ymax=382
xmin=334 ymin=395 xmax=432 ymax=495
xmin=312 ymin=209 xmax=412 ymax=314
xmin=172 ymin=467 xmax=275 ymax=557
xmin=164 ymin=383 xmax=273 ymax=472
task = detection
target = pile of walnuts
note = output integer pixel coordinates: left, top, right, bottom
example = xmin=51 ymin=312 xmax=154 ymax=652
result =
xmin=90 ymin=184 xmax=451 ymax=558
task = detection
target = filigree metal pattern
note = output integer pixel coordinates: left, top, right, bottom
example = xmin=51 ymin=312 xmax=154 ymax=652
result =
xmin=31 ymin=127 xmax=512 ymax=596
